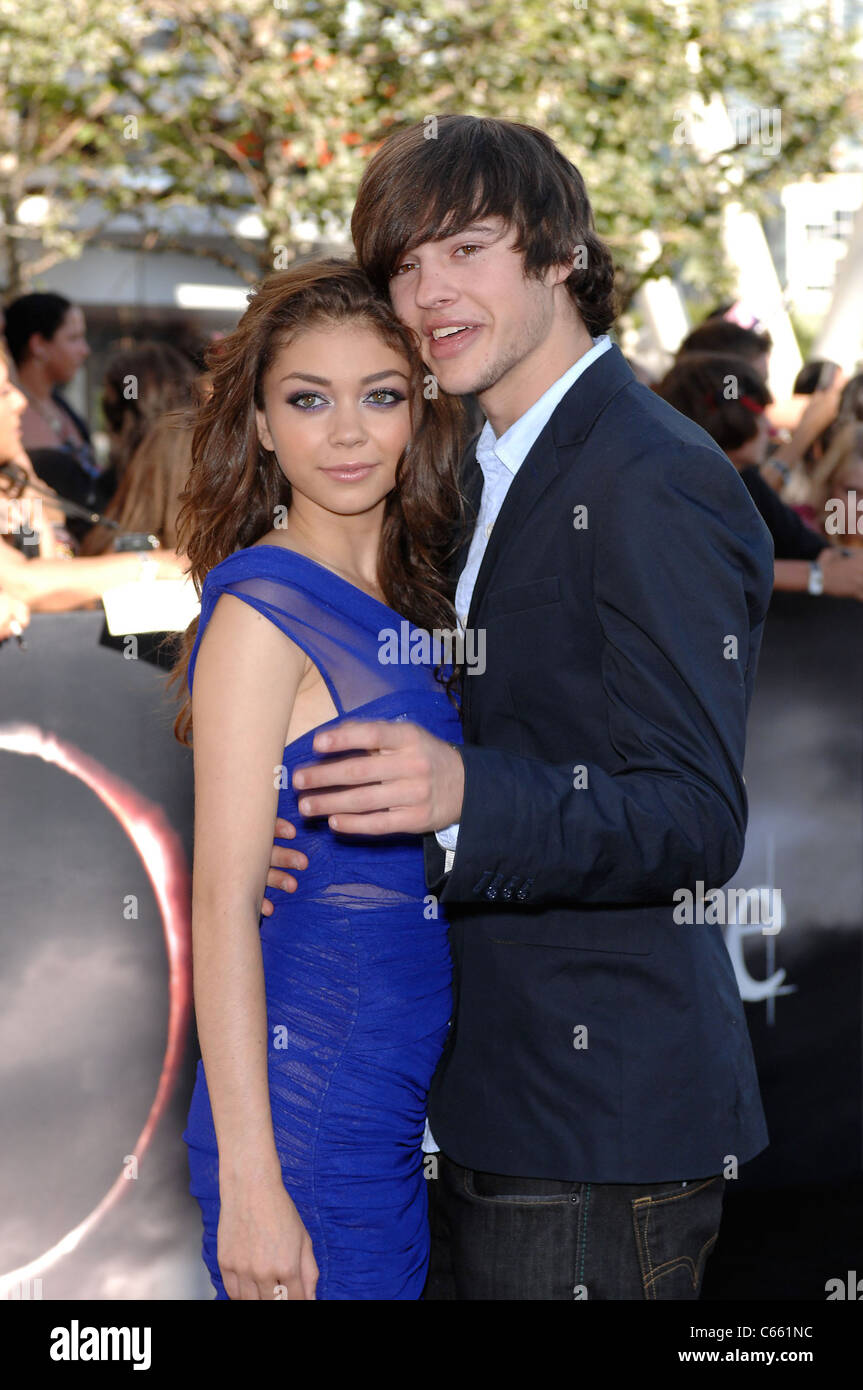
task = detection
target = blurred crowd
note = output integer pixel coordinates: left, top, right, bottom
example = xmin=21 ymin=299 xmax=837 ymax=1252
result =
xmin=1 ymin=289 xmax=863 ymax=652
xmin=0 ymin=292 xmax=195 ymax=647
xmin=650 ymin=309 xmax=863 ymax=603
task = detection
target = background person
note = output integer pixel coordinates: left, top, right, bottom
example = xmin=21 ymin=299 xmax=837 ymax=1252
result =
xmin=0 ymin=344 xmax=186 ymax=611
xmin=654 ymin=351 xmax=863 ymax=601
xmin=96 ymin=341 xmax=199 ymax=507
xmin=3 ymin=291 xmax=108 ymax=545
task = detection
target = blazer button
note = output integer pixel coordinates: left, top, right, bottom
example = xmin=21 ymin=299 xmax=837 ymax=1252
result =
xmin=485 ymin=872 xmax=504 ymax=901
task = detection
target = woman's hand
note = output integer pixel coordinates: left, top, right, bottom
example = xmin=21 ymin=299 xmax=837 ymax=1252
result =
xmin=154 ymin=549 xmax=191 ymax=581
xmin=137 ymin=548 xmax=189 ymax=581
xmin=218 ymin=1175 xmax=319 ymax=1300
xmin=0 ymin=589 xmax=30 ymax=642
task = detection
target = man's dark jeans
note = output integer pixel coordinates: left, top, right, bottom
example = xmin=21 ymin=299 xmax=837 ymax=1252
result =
xmin=424 ymin=1150 xmax=725 ymax=1300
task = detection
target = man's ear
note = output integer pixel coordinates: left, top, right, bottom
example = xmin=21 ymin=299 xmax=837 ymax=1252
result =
xmin=548 ymin=258 xmax=577 ymax=289
xmin=255 ymin=407 xmax=275 ymax=453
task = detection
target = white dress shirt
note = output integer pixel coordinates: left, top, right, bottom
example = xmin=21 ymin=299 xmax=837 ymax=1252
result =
xmin=423 ymin=333 xmax=612 ymax=1154
xmin=434 ymin=334 xmax=612 ymax=861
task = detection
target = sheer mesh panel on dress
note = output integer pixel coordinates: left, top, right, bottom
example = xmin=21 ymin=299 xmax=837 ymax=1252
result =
xmin=189 ymin=563 xmax=403 ymax=715
xmin=190 ymin=554 xmax=429 ymax=910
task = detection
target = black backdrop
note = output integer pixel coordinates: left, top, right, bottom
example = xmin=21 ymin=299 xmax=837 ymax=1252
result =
xmin=702 ymin=593 xmax=863 ymax=1300
xmin=0 ymin=594 xmax=860 ymax=1299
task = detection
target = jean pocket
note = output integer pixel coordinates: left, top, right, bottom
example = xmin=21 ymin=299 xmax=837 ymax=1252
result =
xmin=464 ymin=1168 xmax=580 ymax=1205
xmin=631 ymin=1175 xmax=725 ymax=1300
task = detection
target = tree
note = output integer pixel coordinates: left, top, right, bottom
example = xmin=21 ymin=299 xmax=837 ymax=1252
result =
xmin=0 ymin=0 xmax=156 ymax=293
xmin=1 ymin=0 xmax=858 ymax=307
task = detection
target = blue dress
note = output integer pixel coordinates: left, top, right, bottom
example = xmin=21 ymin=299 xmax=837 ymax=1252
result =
xmin=182 ymin=546 xmax=462 ymax=1300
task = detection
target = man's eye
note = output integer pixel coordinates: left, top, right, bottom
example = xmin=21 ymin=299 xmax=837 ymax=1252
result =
xmin=456 ymin=244 xmax=481 ymax=256
xmin=391 ymin=261 xmax=415 ymax=277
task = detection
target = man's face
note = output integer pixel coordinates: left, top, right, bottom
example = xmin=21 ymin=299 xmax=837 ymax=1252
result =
xmin=387 ymin=216 xmax=566 ymax=404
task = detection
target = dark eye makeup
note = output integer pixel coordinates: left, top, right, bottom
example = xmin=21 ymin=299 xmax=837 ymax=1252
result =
xmin=286 ymin=387 xmax=407 ymax=410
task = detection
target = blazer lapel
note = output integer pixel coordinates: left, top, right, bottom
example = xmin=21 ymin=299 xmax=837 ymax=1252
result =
xmin=464 ymin=419 xmax=559 ymax=633
xmin=464 ymin=343 xmax=636 ymax=631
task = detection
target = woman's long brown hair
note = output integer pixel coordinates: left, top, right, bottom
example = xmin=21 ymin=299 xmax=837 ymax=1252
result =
xmin=166 ymin=259 xmax=468 ymax=745
xmin=80 ymin=403 xmax=200 ymax=555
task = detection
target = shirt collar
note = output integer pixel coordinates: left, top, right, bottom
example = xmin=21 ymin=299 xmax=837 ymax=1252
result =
xmin=476 ymin=335 xmax=612 ymax=476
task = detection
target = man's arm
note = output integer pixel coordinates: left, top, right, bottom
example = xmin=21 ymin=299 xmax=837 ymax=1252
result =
xmin=439 ymin=445 xmax=774 ymax=907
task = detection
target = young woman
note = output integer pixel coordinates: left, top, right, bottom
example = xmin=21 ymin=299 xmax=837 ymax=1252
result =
xmin=4 ymin=292 xmax=92 ymax=463
xmin=169 ymin=260 xmax=467 ymax=1301
xmin=3 ymin=291 xmax=105 ymax=547
xmin=80 ymin=378 xmax=209 ymax=558
xmin=793 ymin=421 xmax=863 ymax=546
xmin=0 ymin=343 xmax=183 ymax=606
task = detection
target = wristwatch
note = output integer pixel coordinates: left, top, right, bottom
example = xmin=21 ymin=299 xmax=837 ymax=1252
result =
xmin=807 ymin=560 xmax=824 ymax=596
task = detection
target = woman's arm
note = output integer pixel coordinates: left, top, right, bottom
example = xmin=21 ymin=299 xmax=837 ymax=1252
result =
xmin=0 ymin=538 xmax=186 ymax=610
xmin=767 ymin=379 xmax=845 ymax=480
xmin=774 ymin=549 xmax=863 ymax=600
xmin=190 ymin=590 xmax=318 ymax=1299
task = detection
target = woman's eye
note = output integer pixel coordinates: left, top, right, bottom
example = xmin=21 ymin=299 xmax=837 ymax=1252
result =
xmin=288 ymin=392 xmax=326 ymax=409
xmin=365 ymin=388 xmax=405 ymax=406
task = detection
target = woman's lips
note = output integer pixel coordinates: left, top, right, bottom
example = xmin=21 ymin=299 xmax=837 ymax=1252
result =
xmin=320 ymin=463 xmax=379 ymax=481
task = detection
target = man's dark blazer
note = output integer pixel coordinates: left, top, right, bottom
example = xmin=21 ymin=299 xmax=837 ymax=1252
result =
xmin=423 ymin=342 xmax=774 ymax=1183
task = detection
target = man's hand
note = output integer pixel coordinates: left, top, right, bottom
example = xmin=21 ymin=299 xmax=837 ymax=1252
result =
xmin=292 ymin=719 xmax=464 ymax=836
xmin=260 ymin=819 xmax=309 ymax=918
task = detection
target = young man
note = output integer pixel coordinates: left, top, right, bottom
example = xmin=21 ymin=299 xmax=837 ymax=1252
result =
xmin=262 ymin=115 xmax=773 ymax=1299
